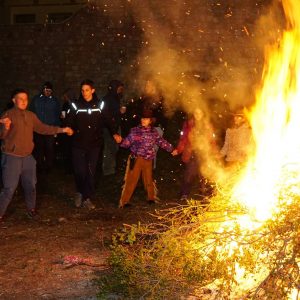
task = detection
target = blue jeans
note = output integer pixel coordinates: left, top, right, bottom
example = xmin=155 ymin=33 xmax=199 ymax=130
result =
xmin=0 ymin=154 xmax=37 ymax=217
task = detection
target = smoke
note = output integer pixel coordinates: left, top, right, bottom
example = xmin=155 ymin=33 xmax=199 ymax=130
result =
xmin=95 ymin=0 xmax=269 ymax=110
xmin=95 ymin=0 xmax=286 ymax=182
xmin=125 ymin=1 xmax=266 ymax=111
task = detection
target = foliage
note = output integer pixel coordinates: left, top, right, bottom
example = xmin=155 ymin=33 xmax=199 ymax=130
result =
xmin=97 ymin=190 xmax=300 ymax=299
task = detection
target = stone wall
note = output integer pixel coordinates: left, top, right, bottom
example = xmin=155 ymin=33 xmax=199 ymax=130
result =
xmin=0 ymin=0 xmax=274 ymax=109
xmin=0 ymin=3 xmax=141 ymax=107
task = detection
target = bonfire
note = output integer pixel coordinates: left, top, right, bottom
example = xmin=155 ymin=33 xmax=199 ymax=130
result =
xmin=98 ymin=0 xmax=300 ymax=299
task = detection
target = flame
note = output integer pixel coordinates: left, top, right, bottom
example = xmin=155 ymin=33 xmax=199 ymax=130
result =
xmin=231 ymin=0 xmax=300 ymax=224
xmin=207 ymin=0 xmax=300 ymax=297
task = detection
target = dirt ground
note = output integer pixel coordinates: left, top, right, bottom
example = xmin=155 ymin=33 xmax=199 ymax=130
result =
xmin=0 ymin=150 xmax=183 ymax=300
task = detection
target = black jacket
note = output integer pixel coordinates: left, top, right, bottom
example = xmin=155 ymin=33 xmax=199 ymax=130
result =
xmin=66 ymin=95 xmax=117 ymax=150
xmin=102 ymin=80 xmax=124 ymax=128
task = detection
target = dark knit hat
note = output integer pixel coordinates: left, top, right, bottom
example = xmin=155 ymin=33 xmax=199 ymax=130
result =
xmin=43 ymin=81 xmax=53 ymax=90
xmin=141 ymin=109 xmax=153 ymax=118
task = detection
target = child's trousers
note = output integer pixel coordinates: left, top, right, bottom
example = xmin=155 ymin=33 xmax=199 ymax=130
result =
xmin=119 ymin=156 xmax=155 ymax=207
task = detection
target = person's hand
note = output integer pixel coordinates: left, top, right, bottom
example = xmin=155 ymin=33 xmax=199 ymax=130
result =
xmin=63 ymin=127 xmax=74 ymax=136
xmin=120 ymin=106 xmax=126 ymax=114
xmin=113 ymin=134 xmax=122 ymax=144
xmin=171 ymin=149 xmax=179 ymax=156
xmin=61 ymin=111 xmax=66 ymax=119
xmin=0 ymin=117 xmax=11 ymax=130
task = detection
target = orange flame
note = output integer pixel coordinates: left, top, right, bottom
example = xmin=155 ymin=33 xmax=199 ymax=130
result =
xmin=232 ymin=0 xmax=300 ymax=224
xmin=191 ymin=1 xmax=300 ymax=297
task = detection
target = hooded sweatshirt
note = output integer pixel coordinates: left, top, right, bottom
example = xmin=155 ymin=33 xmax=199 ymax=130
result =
xmin=102 ymin=80 xmax=124 ymax=128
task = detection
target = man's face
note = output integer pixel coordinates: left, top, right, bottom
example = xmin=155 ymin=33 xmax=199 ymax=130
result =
xmin=81 ymin=84 xmax=95 ymax=102
xmin=13 ymin=92 xmax=28 ymax=110
xmin=43 ymin=88 xmax=52 ymax=97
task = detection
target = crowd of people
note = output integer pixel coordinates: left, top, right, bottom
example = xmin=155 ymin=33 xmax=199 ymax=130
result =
xmin=0 ymin=79 xmax=254 ymax=223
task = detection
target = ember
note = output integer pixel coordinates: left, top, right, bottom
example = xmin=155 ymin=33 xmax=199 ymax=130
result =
xmin=99 ymin=0 xmax=300 ymax=299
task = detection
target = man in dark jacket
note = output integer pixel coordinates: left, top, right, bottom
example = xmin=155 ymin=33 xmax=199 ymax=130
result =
xmin=102 ymin=80 xmax=125 ymax=176
xmin=66 ymin=79 xmax=121 ymax=209
xmin=30 ymin=81 xmax=61 ymax=172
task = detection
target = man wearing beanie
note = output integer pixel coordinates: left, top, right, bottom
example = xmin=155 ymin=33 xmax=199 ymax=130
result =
xmin=30 ymin=81 xmax=61 ymax=173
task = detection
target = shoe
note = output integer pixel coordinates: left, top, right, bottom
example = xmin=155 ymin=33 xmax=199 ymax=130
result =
xmin=27 ymin=209 xmax=41 ymax=221
xmin=119 ymin=203 xmax=131 ymax=209
xmin=148 ymin=200 xmax=156 ymax=205
xmin=82 ymin=198 xmax=95 ymax=210
xmin=74 ymin=193 xmax=82 ymax=208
